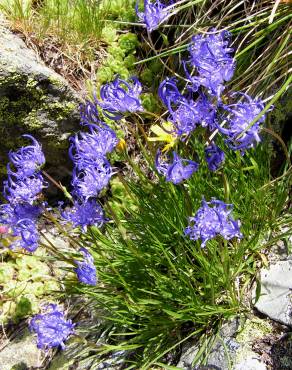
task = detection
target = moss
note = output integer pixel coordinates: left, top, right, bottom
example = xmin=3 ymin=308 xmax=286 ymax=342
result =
xmin=236 ymin=318 xmax=273 ymax=343
xmin=141 ymin=92 xmax=160 ymax=113
xmin=140 ymin=68 xmax=154 ymax=86
xmin=234 ymin=317 xmax=273 ymax=365
xmin=95 ymin=31 xmax=138 ymax=86
xmin=24 ymin=110 xmax=43 ymax=130
xmin=45 ymin=101 xmax=76 ymax=122
xmin=14 ymin=297 xmax=32 ymax=319
xmin=101 ymin=25 xmax=118 ymax=44
xmin=118 ymin=33 xmax=139 ymax=54
xmin=48 ymin=75 xmax=65 ymax=88
xmin=0 ymin=68 xmax=78 ymax=176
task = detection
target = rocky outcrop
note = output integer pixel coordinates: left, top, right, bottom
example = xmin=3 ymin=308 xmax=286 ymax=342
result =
xmin=0 ymin=15 xmax=80 ymax=182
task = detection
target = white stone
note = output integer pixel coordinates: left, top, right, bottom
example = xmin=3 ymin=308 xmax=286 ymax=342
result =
xmin=254 ymin=260 xmax=292 ymax=327
xmin=234 ymin=355 xmax=267 ymax=370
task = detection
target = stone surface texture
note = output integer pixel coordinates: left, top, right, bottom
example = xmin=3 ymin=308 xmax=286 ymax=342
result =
xmin=0 ymin=328 xmax=43 ymax=370
xmin=234 ymin=356 xmax=267 ymax=370
xmin=0 ymin=14 xmax=80 ymax=181
xmin=254 ymin=260 xmax=292 ymax=327
xmin=177 ymin=318 xmax=240 ymax=369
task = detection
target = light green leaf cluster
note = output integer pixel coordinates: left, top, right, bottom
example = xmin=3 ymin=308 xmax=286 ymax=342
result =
xmin=0 ymin=252 xmax=59 ymax=324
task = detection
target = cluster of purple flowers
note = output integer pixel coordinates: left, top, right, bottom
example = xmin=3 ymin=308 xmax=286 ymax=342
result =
xmin=156 ymin=150 xmax=199 ymax=184
xmin=0 ymin=136 xmax=46 ymax=252
xmin=185 ymin=199 xmax=242 ymax=247
xmin=152 ymin=27 xmax=268 ymax=183
xmin=95 ymin=77 xmax=143 ymax=120
xmin=61 ymin=119 xmax=118 ymax=232
xmin=159 ymin=78 xmax=217 ymax=138
xmin=29 ymin=304 xmax=75 ymax=349
xmin=1 ymin=2 xmax=273 ymax=351
xmin=186 ymin=29 xmax=236 ymax=97
xmin=136 ymin=0 xmax=171 ymax=32
xmin=218 ymin=93 xmax=267 ymax=154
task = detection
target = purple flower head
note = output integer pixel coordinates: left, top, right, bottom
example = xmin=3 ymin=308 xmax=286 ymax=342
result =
xmin=196 ymin=94 xmax=217 ymax=131
xmin=156 ymin=150 xmax=199 ymax=184
xmin=74 ymin=248 xmax=97 ymax=286
xmin=218 ymin=93 xmax=266 ymax=154
xmin=60 ymin=199 xmax=106 ymax=232
xmin=0 ymin=202 xmax=41 ymax=226
xmin=0 ymin=203 xmax=42 ymax=252
xmin=136 ymin=0 xmax=170 ymax=32
xmin=8 ymin=135 xmax=45 ymax=179
xmin=158 ymin=76 xmax=217 ymax=137
xmin=158 ymin=78 xmax=199 ymax=137
xmin=185 ymin=198 xmax=242 ymax=247
xmin=158 ymin=77 xmax=182 ymax=107
xmin=69 ymin=124 xmax=118 ymax=168
xmin=15 ymin=219 xmax=39 ymax=252
xmin=187 ymin=29 xmax=235 ymax=97
xmin=71 ymin=159 xmax=113 ymax=200
xmin=80 ymin=100 xmax=101 ymax=126
xmin=166 ymin=93 xmax=216 ymax=137
xmin=3 ymin=172 xmax=46 ymax=204
xmin=98 ymin=77 xmax=143 ymax=120
xmin=205 ymin=143 xmax=225 ymax=171
xmin=168 ymin=98 xmax=200 ymax=137
xmin=29 ymin=304 xmax=75 ymax=350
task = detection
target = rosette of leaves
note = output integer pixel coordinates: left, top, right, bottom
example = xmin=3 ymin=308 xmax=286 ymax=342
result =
xmin=0 ymin=251 xmax=59 ymax=324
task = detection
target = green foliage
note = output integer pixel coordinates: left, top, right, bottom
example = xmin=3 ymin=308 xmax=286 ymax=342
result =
xmin=141 ymin=92 xmax=161 ymax=113
xmin=62 ymin=135 xmax=290 ymax=367
xmin=96 ymin=31 xmax=139 ymax=85
xmin=118 ymin=33 xmax=139 ymax=53
xmin=0 ymin=251 xmax=59 ymax=324
xmin=0 ymin=0 xmax=137 ymax=45
xmin=101 ymin=0 xmax=136 ymax=22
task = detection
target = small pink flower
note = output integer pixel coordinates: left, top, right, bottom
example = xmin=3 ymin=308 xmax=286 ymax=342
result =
xmin=0 ymin=225 xmax=9 ymax=234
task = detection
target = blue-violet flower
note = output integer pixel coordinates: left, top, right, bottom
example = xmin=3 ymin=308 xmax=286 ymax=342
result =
xmin=29 ymin=304 xmax=75 ymax=350
xmin=60 ymin=199 xmax=106 ymax=231
xmin=71 ymin=160 xmax=113 ymax=200
xmin=185 ymin=198 xmax=242 ymax=247
xmin=0 ymin=203 xmax=42 ymax=252
xmin=156 ymin=150 xmax=199 ymax=184
xmin=187 ymin=29 xmax=235 ymax=97
xmin=136 ymin=0 xmax=170 ymax=32
xmin=80 ymin=100 xmax=101 ymax=126
xmin=7 ymin=135 xmax=45 ymax=178
xmin=158 ymin=77 xmax=182 ymax=107
xmin=218 ymin=93 xmax=266 ymax=154
xmin=74 ymin=247 xmax=97 ymax=286
xmin=69 ymin=124 xmax=118 ymax=168
xmin=4 ymin=173 xmax=46 ymax=204
xmin=205 ymin=143 xmax=225 ymax=171
xmin=98 ymin=77 xmax=143 ymax=120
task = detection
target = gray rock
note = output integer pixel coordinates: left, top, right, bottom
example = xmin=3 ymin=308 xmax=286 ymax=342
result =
xmin=177 ymin=318 xmax=240 ymax=369
xmin=0 ymin=328 xmax=43 ymax=370
xmin=254 ymin=260 xmax=292 ymax=327
xmin=0 ymin=15 xmax=80 ymax=181
xmin=234 ymin=356 xmax=267 ymax=370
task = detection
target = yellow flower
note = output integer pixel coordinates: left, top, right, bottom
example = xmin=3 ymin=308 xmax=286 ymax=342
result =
xmin=148 ymin=121 xmax=177 ymax=151
xmin=116 ymin=138 xmax=127 ymax=152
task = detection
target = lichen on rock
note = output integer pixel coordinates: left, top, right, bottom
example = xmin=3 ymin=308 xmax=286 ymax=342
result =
xmin=0 ymin=16 xmax=80 ymax=182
